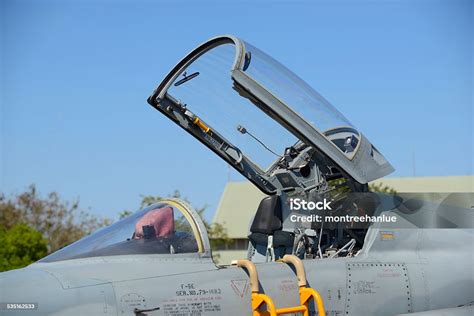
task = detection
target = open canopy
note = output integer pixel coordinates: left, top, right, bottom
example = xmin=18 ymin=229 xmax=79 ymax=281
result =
xmin=148 ymin=35 xmax=393 ymax=193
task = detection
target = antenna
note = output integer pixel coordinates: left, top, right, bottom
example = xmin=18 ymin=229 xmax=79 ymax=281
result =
xmin=236 ymin=125 xmax=282 ymax=158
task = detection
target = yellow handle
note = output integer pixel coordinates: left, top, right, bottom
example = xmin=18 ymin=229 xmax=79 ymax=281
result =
xmin=300 ymin=287 xmax=326 ymax=316
xmin=193 ymin=117 xmax=210 ymax=133
xmin=280 ymin=255 xmax=326 ymax=316
xmin=234 ymin=256 xmax=326 ymax=316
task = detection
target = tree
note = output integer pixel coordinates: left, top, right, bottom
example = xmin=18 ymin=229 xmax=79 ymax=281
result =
xmin=327 ymin=178 xmax=397 ymax=195
xmin=0 ymin=224 xmax=48 ymax=272
xmin=0 ymin=185 xmax=110 ymax=254
xmin=368 ymin=182 xmax=397 ymax=194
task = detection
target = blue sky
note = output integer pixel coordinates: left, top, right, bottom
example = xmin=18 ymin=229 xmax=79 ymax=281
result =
xmin=1 ymin=0 xmax=472 ymax=221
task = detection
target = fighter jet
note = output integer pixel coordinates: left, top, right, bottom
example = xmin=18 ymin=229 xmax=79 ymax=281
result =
xmin=1 ymin=35 xmax=472 ymax=316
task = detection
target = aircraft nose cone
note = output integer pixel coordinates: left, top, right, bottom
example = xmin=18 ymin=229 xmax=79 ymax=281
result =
xmin=0 ymin=266 xmax=63 ymax=315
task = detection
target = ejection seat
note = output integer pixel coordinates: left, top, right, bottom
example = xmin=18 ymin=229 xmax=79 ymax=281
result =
xmin=248 ymin=196 xmax=295 ymax=262
xmin=134 ymin=206 xmax=175 ymax=239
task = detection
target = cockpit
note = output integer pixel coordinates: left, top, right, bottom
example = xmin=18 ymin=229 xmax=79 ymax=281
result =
xmin=146 ymin=35 xmax=395 ymax=262
xmin=39 ymin=199 xmax=211 ymax=262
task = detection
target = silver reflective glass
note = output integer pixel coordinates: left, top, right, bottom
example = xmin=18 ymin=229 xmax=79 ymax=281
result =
xmin=243 ymin=41 xmax=360 ymax=159
xmin=167 ymin=44 xmax=298 ymax=170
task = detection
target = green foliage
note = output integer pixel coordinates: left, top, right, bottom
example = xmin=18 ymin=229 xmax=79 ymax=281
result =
xmin=327 ymin=178 xmax=397 ymax=195
xmin=0 ymin=185 xmax=110 ymax=254
xmin=368 ymin=182 xmax=397 ymax=194
xmin=118 ymin=210 xmax=133 ymax=219
xmin=0 ymin=224 xmax=48 ymax=272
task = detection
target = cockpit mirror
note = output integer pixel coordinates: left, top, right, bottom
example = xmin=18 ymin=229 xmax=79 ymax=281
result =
xmin=174 ymin=71 xmax=200 ymax=87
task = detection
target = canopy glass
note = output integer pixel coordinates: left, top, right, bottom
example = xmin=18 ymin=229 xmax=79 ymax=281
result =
xmin=40 ymin=200 xmax=206 ymax=262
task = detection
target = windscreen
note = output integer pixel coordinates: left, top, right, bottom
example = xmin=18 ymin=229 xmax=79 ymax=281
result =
xmin=39 ymin=203 xmax=198 ymax=262
xmin=242 ymin=41 xmax=361 ymax=158
xmin=166 ymin=44 xmax=298 ymax=170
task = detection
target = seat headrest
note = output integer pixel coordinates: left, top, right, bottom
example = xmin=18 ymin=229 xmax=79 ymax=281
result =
xmin=250 ymin=195 xmax=282 ymax=235
xmin=134 ymin=206 xmax=175 ymax=239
